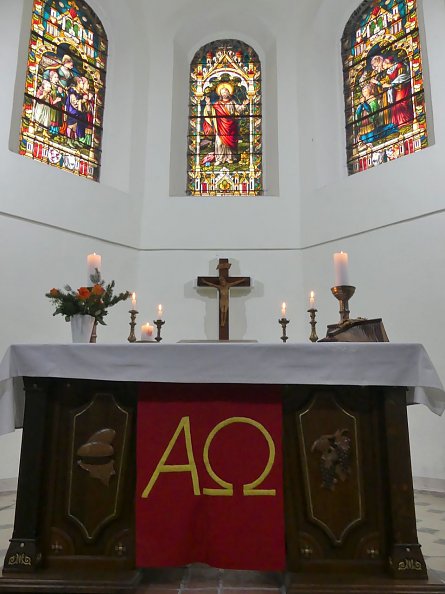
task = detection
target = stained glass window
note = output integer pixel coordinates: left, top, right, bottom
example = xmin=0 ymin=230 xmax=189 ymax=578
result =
xmin=187 ymin=40 xmax=262 ymax=196
xmin=19 ymin=0 xmax=107 ymax=181
xmin=342 ymin=0 xmax=427 ymax=175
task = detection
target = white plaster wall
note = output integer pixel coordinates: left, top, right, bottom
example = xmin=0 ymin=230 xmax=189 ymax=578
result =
xmin=299 ymin=0 xmax=445 ymax=245
xmin=138 ymin=0 xmax=303 ymax=250
xmin=3 ymin=0 xmax=146 ymax=246
xmin=135 ymin=250 xmax=304 ymax=344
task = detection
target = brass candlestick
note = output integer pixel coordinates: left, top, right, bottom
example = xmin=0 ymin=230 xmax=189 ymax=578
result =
xmin=307 ymin=309 xmax=318 ymax=342
xmin=128 ymin=309 xmax=138 ymax=343
xmin=331 ymin=285 xmax=356 ymax=324
xmin=279 ymin=318 xmax=289 ymax=343
xmin=153 ymin=319 xmax=165 ymax=342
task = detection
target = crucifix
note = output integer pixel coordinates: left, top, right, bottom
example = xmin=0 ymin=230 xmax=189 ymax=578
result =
xmin=197 ymin=258 xmax=251 ymax=340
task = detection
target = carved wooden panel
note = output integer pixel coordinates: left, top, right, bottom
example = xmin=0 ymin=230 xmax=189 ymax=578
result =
xmin=39 ymin=379 xmax=137 ymax=571
xmin=68 ymin=395 xmax=130 ymax=542
xmin=298 ymin=392 xmax=364 ymax=546
xmin=283 ymin=385 xmax=389 ymax=574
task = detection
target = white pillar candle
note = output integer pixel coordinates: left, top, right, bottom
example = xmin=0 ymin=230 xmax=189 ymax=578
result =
xmin=131 ymin=292 xmax=137 ymax=309
xmin=333 ymin=252 xmax=349 ymax=286
xmin=156 ymin=304 xmax=163 ymax=320
xmin=309 ymin=291 xmax=316 ymax=309
xmin=281 ymin=302 xmax=287 ymax=318
xmin=141 ymin=322 xmax=154 ymax=341
xmin=87 ymin=253 xmax=101 ymax=283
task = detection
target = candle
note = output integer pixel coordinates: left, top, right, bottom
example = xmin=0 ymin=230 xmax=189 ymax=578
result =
xmin=333 ymin=252 xmax=349 ymax=286
xmin=141 ymin=322 xmax=154 ymax=341
xmin=156 ymin=304 xmax=163 ymax=320
xmin=309 ymin=291 xmax=316 ymax=309
xmin=87 ymin=253 xmax=101 ymax=283
xmin=281 ymin=302 xmax=287 ymax=318
xmin=131 ymin=292 xmax=137 ymax=309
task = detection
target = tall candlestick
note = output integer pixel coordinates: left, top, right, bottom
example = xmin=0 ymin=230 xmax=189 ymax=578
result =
xmin=87 ymin=253 xmax=101 ymax=283
xmin=281 ymin=302 xmax=287 ymax=318
xmin=131 ymin=292 xmax=137 ymax=309
xmin=309 ymin=291 xmax=316 ymax=310
xmin=333 ymin=252 xmax=349 ymax=286
xmin=156 ymin=304 xmax=163 ymax=320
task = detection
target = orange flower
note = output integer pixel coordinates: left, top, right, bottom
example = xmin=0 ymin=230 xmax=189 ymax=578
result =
xmin=91 ymin=284 xmax=105 ymax=296
xmin=77 ymin=287 xmax=91 ymax=300
xmin=49 ymin=288 xmax=60 ymax=297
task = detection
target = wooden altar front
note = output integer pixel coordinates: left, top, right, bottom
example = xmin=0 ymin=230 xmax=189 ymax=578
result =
xmin=0 ymin=343 xmax=444 ymax=593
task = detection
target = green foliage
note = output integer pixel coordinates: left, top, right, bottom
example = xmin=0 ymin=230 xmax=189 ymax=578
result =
xmin=46 ymin=270 xmax=131 ymax=325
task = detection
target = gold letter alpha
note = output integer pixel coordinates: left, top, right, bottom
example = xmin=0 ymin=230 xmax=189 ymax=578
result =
xmin=140 ymin=416 xmax=200 ymax=497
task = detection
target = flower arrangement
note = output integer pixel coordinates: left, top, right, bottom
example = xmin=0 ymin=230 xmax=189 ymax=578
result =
xmin=46 ymin=270 xmax=131 ymax=325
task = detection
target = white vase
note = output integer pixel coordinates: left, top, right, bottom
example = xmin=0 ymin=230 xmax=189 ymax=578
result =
xmin=70 ymin=315 xmax=95 ymax=343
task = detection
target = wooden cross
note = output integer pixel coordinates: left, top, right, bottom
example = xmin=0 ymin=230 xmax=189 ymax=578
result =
xmin=197 ymin=258 xmax=251 ymax=340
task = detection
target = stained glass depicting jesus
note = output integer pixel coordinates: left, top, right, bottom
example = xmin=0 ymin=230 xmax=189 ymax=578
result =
xmin=187 ymin=40 xmax=262 ymax=196
xmin=202 ymin=82 xmax=249 ymax=166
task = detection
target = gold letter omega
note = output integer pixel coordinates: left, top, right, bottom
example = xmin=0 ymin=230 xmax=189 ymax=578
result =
xmin=202 ymin=416 xmax=276 ymax=496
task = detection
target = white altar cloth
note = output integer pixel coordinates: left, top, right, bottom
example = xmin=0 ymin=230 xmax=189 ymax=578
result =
xmin=0 ymin=342 xmax=444 ymax=435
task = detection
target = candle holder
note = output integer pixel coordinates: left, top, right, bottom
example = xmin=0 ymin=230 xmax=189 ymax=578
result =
xmin=153 ymin=319 xmax=165 ymax=343
xmin=127 ymin=309 xmax=139 ymax=343
xmin=307 ymin=308 xmax=318 ymax=342
xmin=331 ymin=285 xmax=356 ymax=324
xmin=279 ymin=318 xmax=289 ymax=343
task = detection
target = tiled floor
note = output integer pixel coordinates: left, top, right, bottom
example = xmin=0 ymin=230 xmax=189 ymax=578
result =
xmin=0 ymin=490 xmax=15 ymax=571
xmin=413 ymin=490 xmax=445 ymax=582
xmin=0 ymin=489 xmax=444 ymax=591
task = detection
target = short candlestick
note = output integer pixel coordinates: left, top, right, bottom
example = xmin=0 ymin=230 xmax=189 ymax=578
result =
xmin=307 ymin=308 xmax=318 ymax=342
xmin=331 ymin=285 xmax=356 ymax=324
xmin=279 ymin=318 xmax=289 ymax=343
xmin=128 ymin=309 xmax=139 ymax=343
xmin=153 ymin=319 xmax=165 ymax=343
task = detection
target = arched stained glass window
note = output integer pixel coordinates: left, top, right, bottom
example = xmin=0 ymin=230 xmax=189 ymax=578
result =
xmin=187 ymin=40 xmax=262 ymax=196
xmin=19 ymin=0 xmax=107 ymax=181
xmin=342 ymin=0 xmax=427 ymax=175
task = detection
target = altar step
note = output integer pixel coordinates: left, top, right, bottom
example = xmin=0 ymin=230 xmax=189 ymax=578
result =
xmin=0 ymin=568 xmax=445 ymax=594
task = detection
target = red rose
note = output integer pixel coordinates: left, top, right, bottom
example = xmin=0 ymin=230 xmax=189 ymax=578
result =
xmin=91 ymin=284 xmax=105 ymax=296
xmin=77 ymin=287 xmax=91 ymax=300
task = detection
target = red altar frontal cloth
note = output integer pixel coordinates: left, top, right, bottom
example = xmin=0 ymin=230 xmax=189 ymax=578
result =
xmin=136 ymin=383 xmax=285 ymax=570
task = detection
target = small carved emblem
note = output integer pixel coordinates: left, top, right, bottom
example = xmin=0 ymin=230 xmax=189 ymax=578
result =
xmin=311 ymin=428 xmax=352 ymax=490
xmin=77 ymin=428 xmax=116 ymax=486
xmin=366 ymin=546 xmax=379 ymax=559
xmin=398 ymin=558 xmax=423 ymax=571
xmin=50 ymin=541 xmax=64 ymax=554
xmin=7 ymin=553 xmax=32 ymax=566
xmin=114 ymin=542 xmax=127 ymax=556
xmin=300 ymin=544 xmax=313 ymax=558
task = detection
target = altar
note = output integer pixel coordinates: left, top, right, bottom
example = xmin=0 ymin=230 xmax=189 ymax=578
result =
xmin=0 ymin=342 xmax=445 ymax=593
